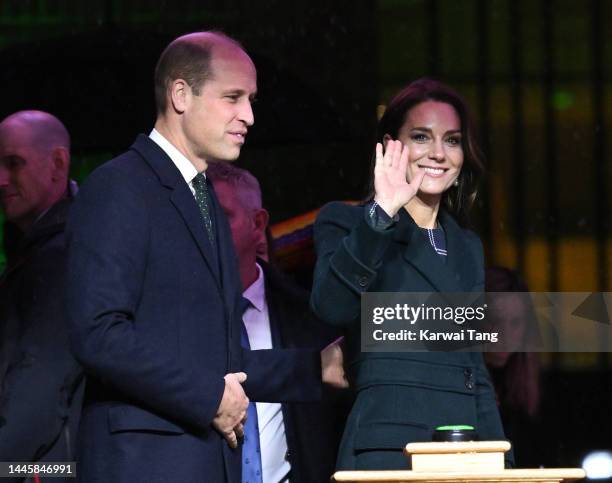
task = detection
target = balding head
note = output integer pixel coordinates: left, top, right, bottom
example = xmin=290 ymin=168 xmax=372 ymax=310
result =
xmin=1 ymin=110 xmax=70 ymax=153
xmin=154 ymin=31 xmax=249 ymax=116
xmin=206 ymin=161 xmax=262 ymax=212
xmin=0 ymin=110 xmax=71 ymax=231
xmin=207 ymin=162 xmax=269 ymax=290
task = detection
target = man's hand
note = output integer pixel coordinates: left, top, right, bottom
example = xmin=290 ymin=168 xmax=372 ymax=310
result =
xmin=212 ymin=372 xmax=249 ymax=448
xmin=321 ymin=337 xmax=349 ymax=388
xmin=373 ymin=140 xmax=425 ymax=218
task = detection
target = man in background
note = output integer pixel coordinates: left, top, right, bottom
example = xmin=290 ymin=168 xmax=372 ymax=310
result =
xmin=0 ymin=110 xmax=84 ymax=481
xmin=208 ymin=161 xmax=349 ymax=483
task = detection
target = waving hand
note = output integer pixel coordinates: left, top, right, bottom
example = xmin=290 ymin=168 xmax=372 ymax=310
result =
xmin=373 ymin=140 xmax=425 ymax=218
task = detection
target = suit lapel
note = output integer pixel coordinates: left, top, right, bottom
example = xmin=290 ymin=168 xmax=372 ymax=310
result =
xmin=170 ymin=186 xmax=221 ymax=283
xmin=439 ymin=210 xmax=478 ymax=291
xmin=394 ymin=208 xmax=475 ymax=292
xmin=131 ymin=135 xmax=222 ymax=287
xmin=260 ymin=262 xmax=285 ymax=348
xmin=207 ymin=182 xmax=240 ymax=313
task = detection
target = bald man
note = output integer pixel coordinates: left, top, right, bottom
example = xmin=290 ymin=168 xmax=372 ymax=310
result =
xmin=66 ymin=31 xmax=340 ymax=482
xmin=0 ymin=111 xmax=84 ymax=481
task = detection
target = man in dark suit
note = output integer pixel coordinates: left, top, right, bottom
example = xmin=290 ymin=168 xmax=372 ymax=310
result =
xmin=0 ymin=110 xmax=84 ymax=482
xmin=66 ymin=31 xmax=343 ymax=483
xmin=208 ymin=162 xmax=349 ymax=482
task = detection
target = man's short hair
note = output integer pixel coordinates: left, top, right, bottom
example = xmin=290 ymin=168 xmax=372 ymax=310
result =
xmin=206 ymin=162 xmax=262 ymax=211
xmin=154 ymin=31 xmax=244 ymax=115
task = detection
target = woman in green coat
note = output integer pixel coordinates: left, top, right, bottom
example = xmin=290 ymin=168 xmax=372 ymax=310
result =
xmin=311 ymin=79 xmax=510 ymax=471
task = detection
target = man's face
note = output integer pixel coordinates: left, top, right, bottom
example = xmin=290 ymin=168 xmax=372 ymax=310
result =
xmin=0 ymin=122 xmax=56 ymax=229
xmin=214 ymin=180 xmax=262 ymax=272
xmin=182 ymin=46 xmax=257 ymax=163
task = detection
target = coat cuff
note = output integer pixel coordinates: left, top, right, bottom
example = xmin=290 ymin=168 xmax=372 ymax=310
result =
xmin=330 ymin=216 xmax=394 ymax=292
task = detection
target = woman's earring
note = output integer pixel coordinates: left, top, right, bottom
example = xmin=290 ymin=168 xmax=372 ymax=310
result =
xmin=453 ymin=178 xmax=459 ymax=187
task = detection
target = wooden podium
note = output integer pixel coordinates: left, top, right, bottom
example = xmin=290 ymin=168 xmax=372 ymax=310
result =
xmin=332 ymin=441 xmax=586 ymax=483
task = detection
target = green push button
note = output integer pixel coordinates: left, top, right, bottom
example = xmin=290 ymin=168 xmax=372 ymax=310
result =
xmin=436 ymin=425 xmax=475 ymax=431
xmin=432 ymin=425 xmax=478 ymax=442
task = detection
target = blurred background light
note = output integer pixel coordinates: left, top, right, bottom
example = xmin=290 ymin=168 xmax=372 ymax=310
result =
xmin=583 ymin=451 xmax=612 ymax=480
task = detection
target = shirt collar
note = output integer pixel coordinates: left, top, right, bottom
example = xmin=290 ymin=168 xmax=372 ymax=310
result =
xmin=149 ymin=128 xmax=200 ymax=185
xmin=242 ymin=263 xmax=266 ymax=312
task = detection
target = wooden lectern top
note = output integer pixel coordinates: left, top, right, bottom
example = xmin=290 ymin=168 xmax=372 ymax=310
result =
xmin=332 ymin=468 xmax=586 ymax=482
xmin=406 ymin=441 xmax=512 ymax=455
xmin=332 ymin=440 xmax=586 ymax=483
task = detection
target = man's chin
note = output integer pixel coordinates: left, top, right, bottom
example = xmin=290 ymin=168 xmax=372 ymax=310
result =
xmin=209 ymin=151 xmax=242 ymax=164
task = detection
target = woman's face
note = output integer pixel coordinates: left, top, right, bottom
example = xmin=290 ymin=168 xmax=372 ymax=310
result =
xmin=393 ymin=100 xmax=464 ymax=197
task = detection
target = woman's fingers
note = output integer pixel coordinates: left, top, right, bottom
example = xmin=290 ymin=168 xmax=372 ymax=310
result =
xmin=380 ymin=139 xmax=404 ymax=169
xmin=375 ymin=143 xmax=384 ymax=170
xmin=410 ymin=168 xmax=426 ymax=191
xmin=397 ymin=143 xmax=409 ymax=172
xmin=383 ymin=140 xmax=394 ymax=167
xmin=378 ymin=140 xmax=411 ymax=186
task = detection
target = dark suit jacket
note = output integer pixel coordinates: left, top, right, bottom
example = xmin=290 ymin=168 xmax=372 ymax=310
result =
xmin=261 ymin=260 xmax=350 ymax=483
xmin=310 ymin=202 xmax=511 ymax=471
xmin=0 ymin=198 xmax=85 ymax=483
xmin=65 ymin=135 xmax=321 ymax=483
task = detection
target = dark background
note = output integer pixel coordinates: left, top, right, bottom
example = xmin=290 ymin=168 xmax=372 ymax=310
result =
xmin=0 ymin=0 xmax=610 ymax=473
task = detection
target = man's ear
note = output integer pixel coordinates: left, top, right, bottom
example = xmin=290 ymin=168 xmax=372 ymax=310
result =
xmin=169 ymin=79 xmax=190 ymax=114
xmin=50 ymin=146 xmax=69 ymax=182
xmin=253 ymin=208 xmax=269 ymax=233
xmin=253 ymin=208 xmax=270 ymax=260
xmin=382 ymin=133 xmax=393 ymax=149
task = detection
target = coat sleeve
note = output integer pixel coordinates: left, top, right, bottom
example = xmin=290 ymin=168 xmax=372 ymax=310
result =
xmin=310 ymin=202 xmax=395 ymax=325
xmin=66 ymin=167 xmax=224 ymax=431
xmin=241 ymin=264 xmax=344 ymax=404
xmin=241 ymin=348 xmax=322 ymax=402
xmin=0 ymin=243 xmax=83 ymax=463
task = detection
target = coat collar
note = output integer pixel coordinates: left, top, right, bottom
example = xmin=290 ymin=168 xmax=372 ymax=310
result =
xmin=393 ymin=208 xmax=478 ymax=292
xmin=130 ymin=134 xmax=222 ymax=285
xmin=131 ymin=134 xmax=185 ymax=189
xmin=25 ymin=196 xmax=71 ymax=246
xmin=1 ymin=197 xmax=72 ymax=281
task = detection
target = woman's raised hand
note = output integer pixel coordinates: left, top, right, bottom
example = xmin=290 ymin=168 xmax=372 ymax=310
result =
xmin=373 ymin=140 xmax=425 ymax=218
